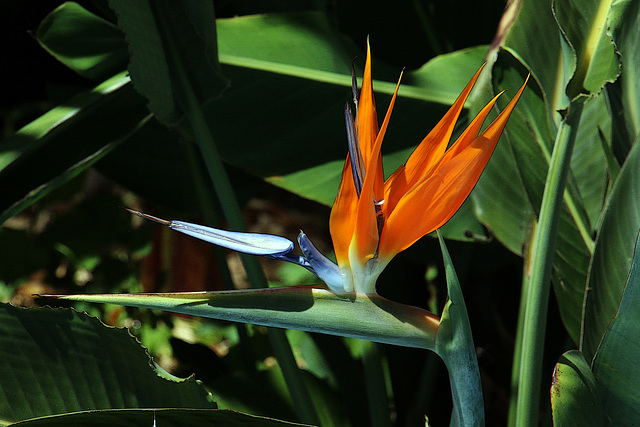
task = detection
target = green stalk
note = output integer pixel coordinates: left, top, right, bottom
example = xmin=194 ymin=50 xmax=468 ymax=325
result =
xmin=507 ymin=237 xmax=534 ymax=427
xmin=514 ymin=102 xmax=584 ymax=426
xmin=361 ymin=341 xmax=392 ymax=427
xmin=166 ymin=37 xmax=319 ymax=427
xmin=183 ymin=141 xmax=257 ymax=373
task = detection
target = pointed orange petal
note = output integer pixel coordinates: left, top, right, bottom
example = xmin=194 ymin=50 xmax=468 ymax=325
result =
xmin=435 ymin=91 xmax=504 ymax=167
xmin=480 ymin=75 xmax=529 ymax=142
xmin=353 ymin=75 xmax=402 ymax=263
xmin=329 ymin=155 xmax=358 ymax=267
xmin=357 ymin=40 xmax=379 ymax=163
xmin=378 ymin=75 xmax=528 ymax=260
xmin=383 ymin=65 xmax=485 ymax=214
xmin=402 ymin=64 xmax=485 ymax=185
xmin=381 ymin=163 xmax=406 ymax=216
xmin=379 ymin=136 xmax=495 ymax=258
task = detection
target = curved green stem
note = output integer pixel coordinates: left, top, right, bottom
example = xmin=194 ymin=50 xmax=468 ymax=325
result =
xmin=361 ymin=341 xmax=392 ymax=427
xmin=514 ymin=102 xmax=584 ymax=426
xmin=163 ymin=28 xmax=320 ymax=426
xmin=507 ymin=250 xmax=531 ymax=427
xmin=183 ymin=141 xmax=257 ymax=373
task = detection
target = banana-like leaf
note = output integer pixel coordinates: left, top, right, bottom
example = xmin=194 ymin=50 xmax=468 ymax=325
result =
xmin=35 ymin=2 xmax=128 ymax=81
xmin=591 ymin=233 xmax=640 ymax=424
xmin=553 ymin=0 xmax=619 ymax=99
xmin=607 ymin=0 xmax=640 ymax=163
xmin=109 ymin=0 xmax=229 ymax=126
xmin=550 ymin=350 xmax=604 ymax=426
xmin=582 ymin=134 xmax=640 ymax=359
xmin=0 ymin=303 xmax=214 ymax=424
xmin=46 ymin=287 xmax=440 ymax=350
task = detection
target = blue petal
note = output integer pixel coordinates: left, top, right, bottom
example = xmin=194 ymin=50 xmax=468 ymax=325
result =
xmin=170 ymin=221 xmax=294 ymax=256
xmin=298 ymin=232 xmax=345 ymax=293
xmin=126 ymin=210 xmax=294 ymax=257
xmin=127 ymin=210 xmax=347 ymax=292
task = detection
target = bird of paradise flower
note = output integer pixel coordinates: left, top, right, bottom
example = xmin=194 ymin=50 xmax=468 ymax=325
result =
xmin=51 ymin=43 xmax=528 ymax=426
xmin=126 ymin=43 xmax=527 ymax=297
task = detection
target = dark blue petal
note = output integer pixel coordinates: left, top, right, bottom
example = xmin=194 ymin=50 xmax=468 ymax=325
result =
xmin=298 ymin=232 xmax=344 ymax=293
xmin=345 ymin=103 xmax=365 ymax=197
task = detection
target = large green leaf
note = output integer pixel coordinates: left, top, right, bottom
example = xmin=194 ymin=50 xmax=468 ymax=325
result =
xmin=553 ymin=0 xmax=619 ymax=98
xmin=569 ymin=95 xmax=611 ymax=228
xmin=109 ymin=0 xmax=228 ymax=126
xmin=9 ymin=409 xmax=307 ymax=427
xmin=477 ymin=52 xmax=599 ymax=342
xmin=582 ymin=138 xmax=640 ymax=359
xmin=607 ymin=0 xmax=640 ymax=162
xmin=493 ymin=0 xmax=570 ymax=119
xmin=0 ymin=304 xmax=215 ymax=424
xmin=30 ymin=6 xmax=489 ymax=240
xmin=36 ymin=2 xmax=128 ymax=81
xmin=592 ymin=233 xmax=640 ymax=424
xmin=550 ymin=350 xmax=604 ymax=426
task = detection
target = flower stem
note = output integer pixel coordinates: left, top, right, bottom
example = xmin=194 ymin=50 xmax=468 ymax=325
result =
xmin=507 ymin=256 xmax=530 ymax=427
xmin=361 ymin=340 xmax=392 ymax=427
xmin=183 ymin=141 xmax=257 ymax=373
xmin=514 ymin=102 xmax=584 ymax=426
xmin=165 ymin=34 xmax=320 ymax=426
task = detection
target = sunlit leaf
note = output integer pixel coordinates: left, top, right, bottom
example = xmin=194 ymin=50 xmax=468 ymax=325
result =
xmin=0 ymin=304 xmax=215 ymax=424
xmin=550 ymin=350 xmax=604 ymax=426
xmin=553 ymin=0 xmax=619 ymax=98
xmin=36 ymin=2 xmax=128 ymax=80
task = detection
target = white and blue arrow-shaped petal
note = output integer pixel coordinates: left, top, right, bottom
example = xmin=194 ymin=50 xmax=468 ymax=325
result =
xmin=127 ymin=209 xmax=345 ymax=292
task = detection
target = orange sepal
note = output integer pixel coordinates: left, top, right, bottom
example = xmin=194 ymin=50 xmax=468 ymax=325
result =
xmin=329 ymin=155 xmax=358 ymax=267
xmin=378 ymin=136 xmax=495 ymax=258
xmin=436 ymin=91 xmax=504 ymax=166
xmin=357 ymin=41 xmax=379 ymax=165
xmin=401 ymin=65 xmax=485 ymax=186
xmin=353 ymin=74 xmax=403 ymax=264
xmin=383 ymin=65 xmax=485 ymax=213
xmin=378 ymin=75 xmax=528 ymax=260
